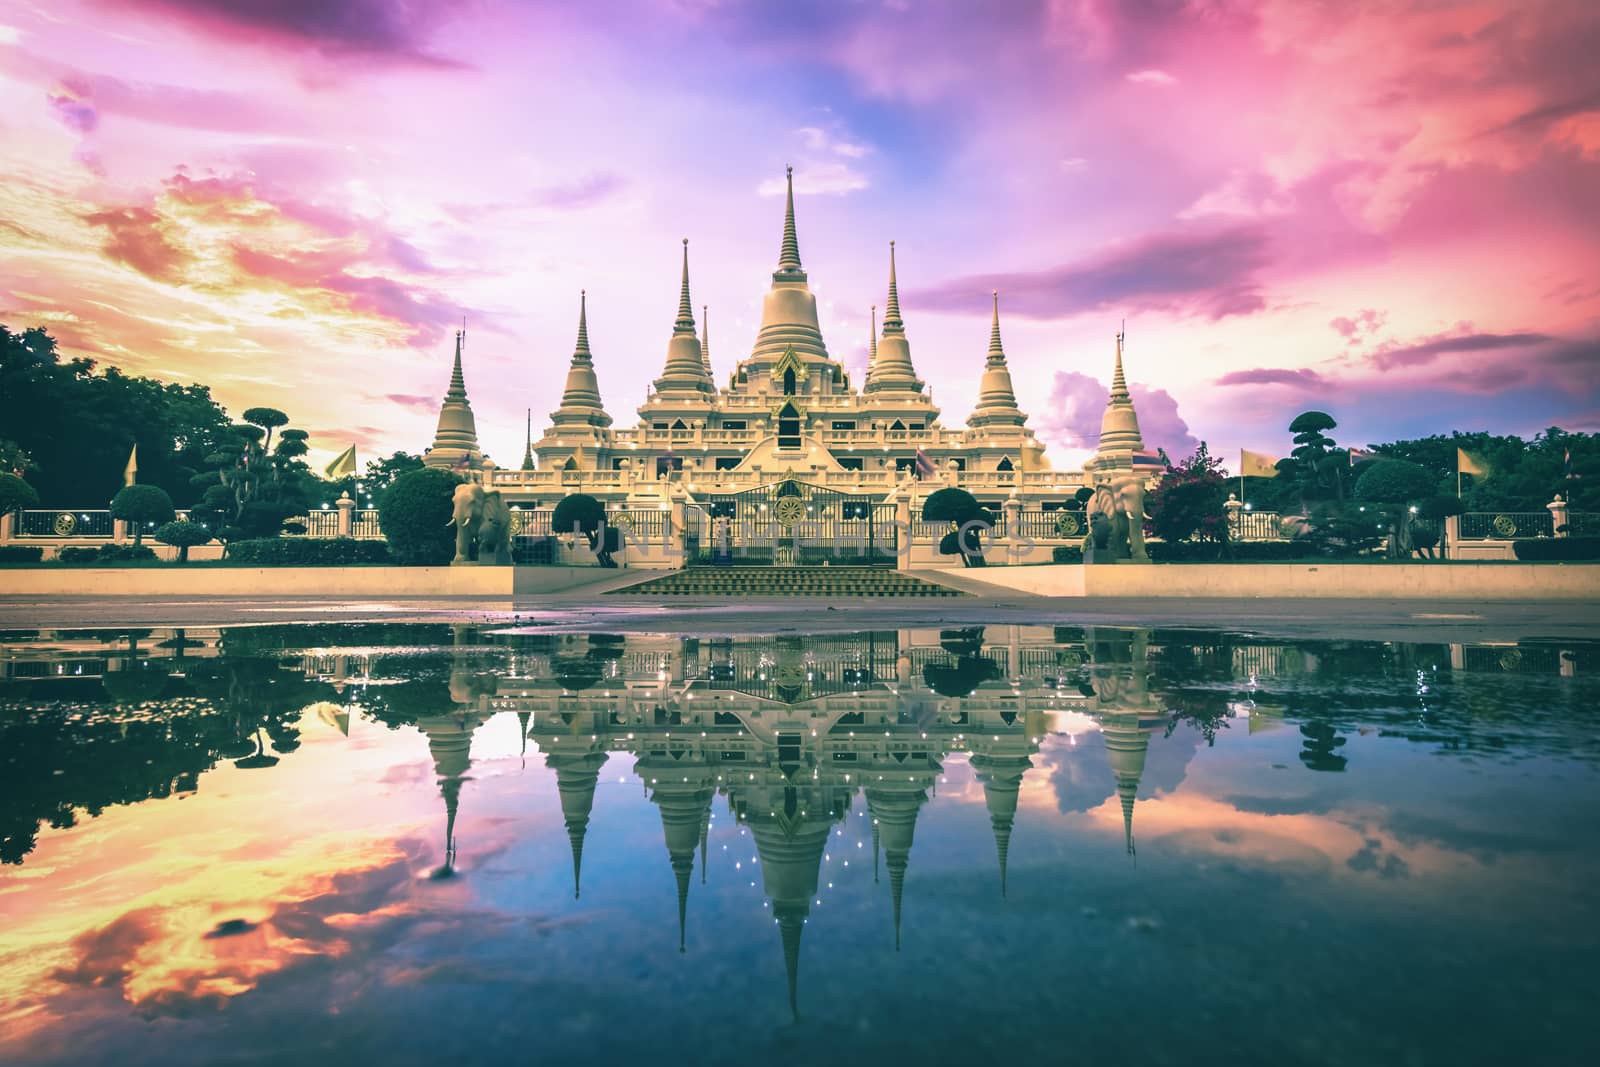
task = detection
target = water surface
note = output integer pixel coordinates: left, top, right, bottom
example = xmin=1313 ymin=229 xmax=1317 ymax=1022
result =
xmin=1 ymin=624 xmax=1596 ymax=1066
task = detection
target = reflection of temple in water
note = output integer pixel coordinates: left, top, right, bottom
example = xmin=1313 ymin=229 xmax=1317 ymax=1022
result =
xmin=415 ymin=625 xmax=1164 ymax=1019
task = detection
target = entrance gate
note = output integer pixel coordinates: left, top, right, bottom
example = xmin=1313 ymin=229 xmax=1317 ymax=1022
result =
xmin=687 ymin=479 xmax=897 ymax=567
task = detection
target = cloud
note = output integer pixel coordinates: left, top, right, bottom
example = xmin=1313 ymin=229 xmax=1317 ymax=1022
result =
xmin=1125 ymin=69 xmax=1176 ymax=86
xmin=1368 ymin=330 xmax=1553 ymax=370
xmin=530 ymin=173 xmax=627 ymax=211
xmin=1330 ymin=309 xmax=1386 ymax=343
xmin=911 ymin=223 xmax=1272 ymax=321
xmin=757 ymin=161 xmax=868 ymax=197
xmin=46 ymin=87 xmax=98 ymax=134
xmin=1216 ymin=368 xmax=1327 ymax=389
xmin=95 ymin=0 xmax=468 ymax=68
xmin=385 ymin=394 xmax=438 ymax=413
xmin=82 ymin=206 xmax=194 ymax=283
xmin=1035 ymin=370 xmax=1200 ymax=458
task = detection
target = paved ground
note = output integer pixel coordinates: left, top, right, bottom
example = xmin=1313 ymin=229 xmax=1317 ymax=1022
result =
xmin=1 ymin=592 xmax=1595 ymax=643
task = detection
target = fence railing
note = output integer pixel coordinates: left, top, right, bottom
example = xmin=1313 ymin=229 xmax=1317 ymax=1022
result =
xmin=12 ymin=509 xmax=115 ymax=537
xmin=1460 ymin=512 xmax=1554 ymax=539
xmin=300 ymin=511 xmax=341 ymax=538
xmin=1231 ymin=511 xmax=1283 ymax=541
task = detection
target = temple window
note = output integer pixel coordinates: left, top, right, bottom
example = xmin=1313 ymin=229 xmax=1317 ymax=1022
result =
xmin=783 ymin=368 xmax=797 ymax=395
xmin=714 ymin=457 xmax=740 ymax=470
xmin=831 ymin=420 xmax=856 ymax=430
xmin=652 ymin=422 xmax=669 ymax=430
xmin=671 ymin=419 xmax=687 ymax=430
xmin=778 ymin=402 xmax=801 ymax=448
xmin=996 ymin=456 xmax=1014 ymax=472
xmin=721 ymin=420 xmax=746 ymax=430
xmin=908 ymin=422 xmax=923 ymax=430
xmin=890 ymin=419 xmax=905 ymax=430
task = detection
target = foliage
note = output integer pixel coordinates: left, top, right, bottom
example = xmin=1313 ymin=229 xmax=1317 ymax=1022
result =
xmin=1073 ymin=486 xmax=1095 ymax=505
xmin=1355 ymin=459 xmax=1436 ymax=558
xmin=189 ymin=407 xmax=322 ymax=540
xmin=153 ymin=520 xmax=213 ymax=562
xmin=1149 ymin=540 xmax=1321 ymax=562
xmin=226 ymin=538 xmax=391 ymax=565
xmin=1279 ymin=409 xmax=1348 ymax=506
xmin=1417 ymin=495 xmax=1465 ymax=521
xmin=325 ymin=451 xmax=425 ymax=507
xmin=378 ymin=467 xmax=460 ymax=565
xmin=1513 ymin=537 xmax=1600 ymax=561
xmin=0 ymin=545 xmax=43 ymax=563
xmin=552 ymin=493 xmax=606 ymax=534
xmin=1052 ymin=545 xmax=1084 ymax=563
xmin=110 ymin=484 xmax=174 ymax=545
xmin=1145 ymin=443 xmax=1230 ymax=554
xmin=0 ymin=472 xmax=40 ymax=515
xmin=922 ymin=487 xmax=983 ymax=523
xmin=1372 ymin=428 xmax=1598 ymax=511
xmin=0 ymin=325 xmax=233 ymax=506
xmin=57 ymin=544 xmax=158 ymax=564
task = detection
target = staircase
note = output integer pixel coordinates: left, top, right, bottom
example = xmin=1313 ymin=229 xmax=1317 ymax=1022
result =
xmin=610 ymin=566 xmax=963 ymax=598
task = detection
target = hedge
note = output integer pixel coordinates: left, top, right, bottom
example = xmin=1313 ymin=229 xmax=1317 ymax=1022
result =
xmin=226 ymin=538 xmax=392 ymax=565
xmin=58 ymin=544 xmax=157 ymax=563
xmin=0 ymin=545 xmax=44 ymax=563
xmin=1513 ymin=537 xmax=1600 ymax=561
xmin=1149 ymin=540 xmax=1322 ymax=562
xmin=1052 ymin=546 xmax=1084 ymax=563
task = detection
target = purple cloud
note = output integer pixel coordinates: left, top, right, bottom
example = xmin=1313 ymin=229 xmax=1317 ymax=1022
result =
xmin=1216 ymin=368 xmax=1327 ymax=388
xmin=910 ymin=223 xmax=1272 ymax=322
xmin=46 ymin=89 xmax=98 ymax=134
xmin=1035 ymin=370 xmax=1200 ymax=459
xmin=1329 ymin=308 xmax=1385 ymax=343
xmin=1368 ymin=330 xmax=1552 ymax=370
xmin=385 ymin=393 xmax=438 ymax=413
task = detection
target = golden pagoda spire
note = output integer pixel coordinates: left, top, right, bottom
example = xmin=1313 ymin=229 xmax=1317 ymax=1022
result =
xmin=777 ymin=164 xmax=803 ymax=275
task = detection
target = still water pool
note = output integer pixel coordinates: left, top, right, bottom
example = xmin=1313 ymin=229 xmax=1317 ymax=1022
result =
xmin=1 ymin=624 xmax=1596 ymax=1066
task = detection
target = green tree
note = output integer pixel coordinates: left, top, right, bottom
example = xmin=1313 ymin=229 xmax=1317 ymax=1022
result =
xmin=1355 ymin=459 xmax=1435 ymax=557
xmin=154 ymin=520 xmax=213 ymax=563
xmin=922 ymin=487 xmax=989 ymax=566
xmin=379 ymin=467 xmax=461 ymax=565
xmin=0 ymin=472 xmax=39 ymax=516
xmin=0 ymin=325 xmax=232 ymax=506
xmin=110 ymin=484 xmax=174 ymax=546
xmin=1281 ymin=411 xmax=1348 ymax=507
xmin=1146 ymin=443 xmax=1231 ymax=555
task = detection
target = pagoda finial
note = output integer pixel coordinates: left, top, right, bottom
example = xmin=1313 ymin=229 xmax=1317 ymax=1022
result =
xmin=520 ymin=409 xmax=535 ymax=471
xmin=868 ymin=305 xmax=878 ymax=369
xmin=574 ymin=290 xmax=592 ymax=361
xmin=700 ymin=303 xmax=712 ymax=377
xmin=777 ymin=165 xmax=803 ymax=273
xmin=988 ymin=290 xmax=1005 ymax=364
xmin=446 ymin=329 xmax=467 ymax=400
xmin=674 ymin=239 xmax=696 ymax=334
xmin=882 ymin=241 xmax=904 ymax=335
xmin=1111 ymin=328 xmax=1129 ymax=401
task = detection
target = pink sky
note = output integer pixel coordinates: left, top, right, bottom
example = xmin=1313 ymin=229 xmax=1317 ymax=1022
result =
xmin=1 ymin=0 xmax=1596 ymax=472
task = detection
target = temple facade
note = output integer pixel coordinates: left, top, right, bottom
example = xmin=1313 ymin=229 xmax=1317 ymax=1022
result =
xmin=422 ymin=168 xmax=1147 ymax=515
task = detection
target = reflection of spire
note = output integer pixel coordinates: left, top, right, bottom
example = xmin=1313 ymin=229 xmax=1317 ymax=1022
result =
xmin=517 ymin=710 xmax=530 ymax=766
xmin=1101 ymin=712 xmax=1155 ymax=859
xmin=415 ymin=707 xmax=491 ymax=878
xmin=872 ymin=817 xmax=880 ymax=884
xmin=748 ymin=804 xmax=832 ymax=1022
xmin=866 ymin=782 xmax=928 ymax=951
xmin=971 ymin=752 xmax=1032 ymax=897
xmin=550 ymin=751 xmax=609 ymax=898
xmin=778 ymin=906 xmax=804 ymax=1022
xmin=699 ymin=806 xmax=710 ymax=886
xmin=647 ymin=765 xmax=715 ymax=955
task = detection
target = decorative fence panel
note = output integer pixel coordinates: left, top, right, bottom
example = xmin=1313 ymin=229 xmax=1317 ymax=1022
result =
xmin=301 ymin=511 xmax=341 ymax=538
xmin=12 ymin=510 xmax=114 ymax=537
xmin=1460 ymin=512 xmax=1554 ymax=539
xmin=1565 ymin=512 xmax=1600 ymax=536
xmin=1231 ymin=511 xmax=1283 ymax=542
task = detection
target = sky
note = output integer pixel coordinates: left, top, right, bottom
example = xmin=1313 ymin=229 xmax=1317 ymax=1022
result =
xmin=1 ymin=0 xmax=1597 ymax=474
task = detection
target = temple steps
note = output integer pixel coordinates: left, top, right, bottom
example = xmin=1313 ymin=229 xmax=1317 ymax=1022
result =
xmin=610 ymin=566 xmax=963 ymax=598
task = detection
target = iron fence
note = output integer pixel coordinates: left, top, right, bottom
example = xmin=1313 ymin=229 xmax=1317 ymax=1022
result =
xmin=1460 ymin=512 xmax=1554 ymax=539
xmin=11 ymin=509 xmax=115 ymax=537
xmin=1564 ymin=512 xmax=1600 ymax=536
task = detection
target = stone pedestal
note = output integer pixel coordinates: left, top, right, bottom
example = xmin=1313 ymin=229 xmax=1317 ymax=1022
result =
xmin=336 ymin=492 xmax=355 ymax=538
xmin=1549 ymin=494 xmax=1569 ymax=537
xmin=0 ymin=510 xmax=13 ymax=543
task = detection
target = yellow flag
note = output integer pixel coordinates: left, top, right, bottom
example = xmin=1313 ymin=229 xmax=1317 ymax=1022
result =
xmin=122 ymin=443 xmax=138 ymax=487
xmin=1240 ymin=449 xmax=1281 ymax=478
xmin=323 ymin=445 xmax=357 ymax=479
xmin=1457 ymin=447 xmax=1489 ymax=476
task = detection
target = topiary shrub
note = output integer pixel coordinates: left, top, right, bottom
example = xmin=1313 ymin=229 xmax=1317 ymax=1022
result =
xmin=154 ymin=520 xmax=213 ymax=563
xmin=1052 ymin=545 xmax=1084 ymax=563
xmin=0 ymin=545 xmax=44 ymax=563
xmin=922 ymin=488 xmax=990 ymax=566
xmin=378 ymin=467 xmax=460 ymax=565
xmin=57 ymin=546 xmax=101 ymax=564
xmin=110 ymin=484 xmax=175 ymax=545
xmin=98 ymin=544 xmax=158 ymax=562
xmin=0 ymin=472 xmax=39 ymax=516
xmin=226 ymin=538 xmax=391 ymax=565
xmin=1513 ymin=537 xmax=1600 ymax=561
xmin=552 ymin=493 xmax=616 ymax=566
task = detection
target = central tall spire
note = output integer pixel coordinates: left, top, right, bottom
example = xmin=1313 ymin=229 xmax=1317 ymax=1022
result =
xmin=968 ymin=290 xmax=1027 ymax=428
xmin=751 ymin=166 xmax=830 ymax=365
xmin=776 ymin=165 xmax=804 ymax=278
xmin=423 ymin=328 xmax=483 ymax=469
xmin=549 ymin=290 xmax=612 ymax=429
xmin=882 ymin=240 xmax=904 ymax=336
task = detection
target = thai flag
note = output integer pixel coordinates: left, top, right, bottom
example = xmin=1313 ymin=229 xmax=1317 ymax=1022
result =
xmin=1564 ymin=448 xmax=1577 ymax=479
xmin=1348 ymin=448 xmax=1376 ymax=465
xmin=913 ymin=449 xmax=936 ymax=479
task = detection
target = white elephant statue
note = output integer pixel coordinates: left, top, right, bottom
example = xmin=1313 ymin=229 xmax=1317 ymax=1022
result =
xmin=448 ymin=483 xmax=513 ymax=565
xmin=1084 ymin=476 xmax=1150 ymax=563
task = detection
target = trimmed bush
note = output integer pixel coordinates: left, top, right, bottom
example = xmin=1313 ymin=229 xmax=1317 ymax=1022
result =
xmin=378 ymin=467 xmax=460 ymax=565
xmin=154 ymin=520 xmax=213 ymax=563
xmin=1052 ymin=545 xmax=1084 ymax=563
xmin=0 ymin=545 xmax=44 ymax=563
xmin=226 ymin=538 xmax=391 ymax=565
xmin=553 ymin=493 xmax=616 ymax=566
xmin=57 ymin=544 xmax=158 ymax=564
xmin=1513 ymin=537 xmax=1600 ymax=561
xmin=110 ymin=484 xmax=175 ymax=545
xmin=1149 ymin=540 xmax=1322 ymax=562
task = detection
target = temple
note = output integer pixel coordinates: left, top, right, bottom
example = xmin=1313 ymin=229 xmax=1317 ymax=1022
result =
xmin=423 ymin=168 xmax=1147 ymax=516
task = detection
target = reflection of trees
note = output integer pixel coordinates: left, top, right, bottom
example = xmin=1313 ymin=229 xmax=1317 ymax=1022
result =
xmin=0 ymin=650 xmax=333 ymax=866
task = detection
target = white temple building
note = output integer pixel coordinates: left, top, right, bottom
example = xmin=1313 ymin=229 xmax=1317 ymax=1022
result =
xmin=423 ymin=168 xmax=1148 ymax=516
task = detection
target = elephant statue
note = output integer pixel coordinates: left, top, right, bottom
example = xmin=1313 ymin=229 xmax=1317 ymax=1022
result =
xmin=1083 ymin=476 xmax=1150 ymax=563
xmin=449 ymin=483 xmax=513 ymax=565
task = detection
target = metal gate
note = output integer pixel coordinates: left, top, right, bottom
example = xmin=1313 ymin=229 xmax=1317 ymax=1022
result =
xmin=688 ymin=479 xmax=897 ymax=567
